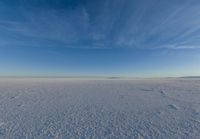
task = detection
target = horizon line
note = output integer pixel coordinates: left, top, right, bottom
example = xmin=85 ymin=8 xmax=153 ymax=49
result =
xmin=0 ymin=75 xmax=199 ymax=79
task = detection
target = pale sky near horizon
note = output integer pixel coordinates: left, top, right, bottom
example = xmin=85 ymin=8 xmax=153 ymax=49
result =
xmin=0 ymin=0 xmax=200 ymax=77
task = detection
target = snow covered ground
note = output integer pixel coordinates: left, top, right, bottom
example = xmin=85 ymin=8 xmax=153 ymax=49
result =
xmin=0 ymin=78 xmax=200 ymax=139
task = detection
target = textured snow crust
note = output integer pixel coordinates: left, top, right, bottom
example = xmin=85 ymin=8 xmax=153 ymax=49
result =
xmin=0 ymin=78 xmax=200 ymax=139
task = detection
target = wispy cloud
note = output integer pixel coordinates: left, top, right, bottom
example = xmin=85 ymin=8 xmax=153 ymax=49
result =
xmin=0 ymin=0 xmax=200 ymax=49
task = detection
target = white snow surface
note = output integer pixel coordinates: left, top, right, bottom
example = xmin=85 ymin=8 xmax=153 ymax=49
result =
xmin=0 ymin=78 xmax=200 ymax=139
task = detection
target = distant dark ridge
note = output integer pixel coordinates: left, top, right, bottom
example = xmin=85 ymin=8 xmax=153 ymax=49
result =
xmin=181 ymin=76 xmax=200 ymax=78
xmin=107 ymin=77 xmax=121 ymax=79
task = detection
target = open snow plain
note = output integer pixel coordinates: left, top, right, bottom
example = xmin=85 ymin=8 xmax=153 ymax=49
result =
xmin=0 ymin=78 xmax=200 ymax=139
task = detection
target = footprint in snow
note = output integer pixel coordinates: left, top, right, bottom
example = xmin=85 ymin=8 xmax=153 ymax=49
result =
xmin=192 ymin=109 xmax=199 ymax=116
xmin=158 ymin=111 xmax=164 ymax=115
xmin=141 ymin=88 xmax=153 ymax=92
xmin=0 ymin=122 xmax=5 ymax=127
xmin=17 ymin=103 xmax=24 ymax=107
xmin=137 ymin=133 xmax=144 ymax=139
xmin=160 ymin=90 xmax=166 ymax=97
xmin=10 ymin=92 xmax=21 ymax=100
xmin=168 ymin=104 xmax=179 ymax=111
xmin=0 ymin=122 xmax=6 ymax=136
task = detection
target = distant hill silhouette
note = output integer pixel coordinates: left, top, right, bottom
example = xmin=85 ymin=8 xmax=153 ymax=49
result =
xmin=181 ymin=76 xmax=200 ymax=78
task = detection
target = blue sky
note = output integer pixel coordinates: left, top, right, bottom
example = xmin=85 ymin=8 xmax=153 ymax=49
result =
xmin=0 ymin=0 xmax=200 ymax=77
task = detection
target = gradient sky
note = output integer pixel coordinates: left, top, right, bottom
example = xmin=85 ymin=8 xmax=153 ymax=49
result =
xmin=0 ymin=0 xmax=200 ymax=77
